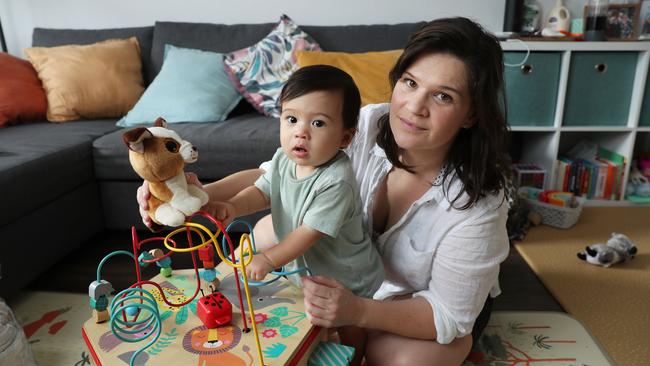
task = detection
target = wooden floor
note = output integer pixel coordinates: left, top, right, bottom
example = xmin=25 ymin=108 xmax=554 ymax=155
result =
xmin=26 ymin=229 xmax=563 ymax=312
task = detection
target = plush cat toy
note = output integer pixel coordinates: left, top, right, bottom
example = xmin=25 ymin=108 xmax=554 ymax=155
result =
xmin=577 ymin=232 xmax=638 ymax=267
xmin=123 ymin=117 xmax=209 ymax=227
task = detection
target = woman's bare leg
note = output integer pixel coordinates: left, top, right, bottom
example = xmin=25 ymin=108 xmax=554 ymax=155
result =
xmin=366 ymin=330 xmax=472 ymax=366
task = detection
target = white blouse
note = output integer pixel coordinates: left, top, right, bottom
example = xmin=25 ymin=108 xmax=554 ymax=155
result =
xmin=345 ymin=104 xmax=510 ymax=344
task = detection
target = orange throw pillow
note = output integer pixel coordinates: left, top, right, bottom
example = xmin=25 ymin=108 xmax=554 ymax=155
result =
xmin=296 ymin=49 xmax=402 ymax=106
xmin=0 ymin=53 xmax=47 ymax=127
xmin=25 ymin=37 xmax=144 ymax=122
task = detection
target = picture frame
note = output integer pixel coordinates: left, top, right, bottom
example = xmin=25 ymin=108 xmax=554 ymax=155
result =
xmin=606 ymin=3 xmax=640 ymax=40
xmin=583 ymin=3 xmax=641 ymax=41
xmin=640 ymin=0 xmax=650 ymax=40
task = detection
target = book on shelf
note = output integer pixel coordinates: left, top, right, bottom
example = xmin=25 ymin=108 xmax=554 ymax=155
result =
xmin=555 ymin=150 xmax=626 ymax=200
xmin=597 ymin=147 xmax=627 ymax=200
xmin=555 ymin=144 xmax=628 ymax=201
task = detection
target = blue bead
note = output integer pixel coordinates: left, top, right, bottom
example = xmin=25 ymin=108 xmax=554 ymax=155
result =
xmin=156 ymin=257 xmax=172 ymax=267
xmin=138 ymin=252 xmax=154 ymax=267
xmin=125 ymin=306 xmax=139 ymax=316
xmin=201 ymin=268 xmax=217 ymax=282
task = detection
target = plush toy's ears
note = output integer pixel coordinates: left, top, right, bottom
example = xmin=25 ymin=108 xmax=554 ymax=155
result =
xmin=154 ymin=117 xmax=167 ymax=128
xmin=123 ymin=127 xmax=153 ymax=154
xmin=585 ymin=246 xmax=598 ymax=257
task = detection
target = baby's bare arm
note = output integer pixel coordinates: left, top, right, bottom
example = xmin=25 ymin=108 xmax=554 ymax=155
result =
xmin=229 ymin=185 xmax=271 ymax=217
xmin=263 ymin=224 xmax=323 ymax=268
xmin=203 ymin=169 xmax=264 ymax=201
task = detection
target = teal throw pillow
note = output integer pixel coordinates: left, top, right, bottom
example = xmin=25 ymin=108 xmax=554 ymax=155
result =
xmin=117 ymin=45 xmax=241 ymax=126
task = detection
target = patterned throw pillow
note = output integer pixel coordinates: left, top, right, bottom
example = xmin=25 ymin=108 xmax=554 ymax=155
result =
xmin=224 ymin=14 xmax=321 ymax=118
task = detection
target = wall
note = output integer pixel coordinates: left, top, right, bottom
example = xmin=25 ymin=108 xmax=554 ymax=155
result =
xmin=0 ymin=0 xmax=506 ymax=57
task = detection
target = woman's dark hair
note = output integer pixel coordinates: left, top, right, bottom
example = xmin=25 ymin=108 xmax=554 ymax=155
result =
xmin=279 ymin=64 xmax=361 ymax=130
xmin=377 ymin=17 xmax=509 ymax=210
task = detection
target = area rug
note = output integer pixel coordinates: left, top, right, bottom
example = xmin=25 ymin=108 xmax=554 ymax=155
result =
xmin=462 ymin=311 xmax=612 ymax=366
xmin=9 ymin=291 xmax=90 ymax=366
xmin=9 ymin=291 xmax=612 ymax=366
xmin=515 ymin=206 xmax=650 ymax=366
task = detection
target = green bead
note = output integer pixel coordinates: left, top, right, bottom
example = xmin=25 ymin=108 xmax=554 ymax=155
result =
xmin=161 ymin=267 xmax=172 ymax=277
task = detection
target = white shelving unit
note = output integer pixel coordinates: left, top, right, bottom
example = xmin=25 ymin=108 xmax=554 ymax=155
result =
xmin=501 ymin=41 xmax=650 ymax=206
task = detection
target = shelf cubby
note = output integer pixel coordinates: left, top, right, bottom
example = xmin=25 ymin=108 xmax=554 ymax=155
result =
xmin=500 ymin=41 xmax=650 ymax=205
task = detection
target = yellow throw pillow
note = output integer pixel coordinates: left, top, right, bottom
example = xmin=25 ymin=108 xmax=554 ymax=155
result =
xmin=25 ymin=37 xmax=144 ymax=122
xmin=296 ymin=49 xmax=402 ymax=106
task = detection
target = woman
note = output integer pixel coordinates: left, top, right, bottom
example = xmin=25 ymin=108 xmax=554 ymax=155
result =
xmin=139 ymin=17 xmax=509 ymax=365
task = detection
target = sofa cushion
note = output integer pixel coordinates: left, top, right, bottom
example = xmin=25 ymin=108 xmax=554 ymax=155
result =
xmin=26 ymin=38 xmax=145 ymax=122
xmin=224 ymin=15 xmax=321 ymax=118
xmin=117 ymin=45 xmax=241 ymax=127
xmin=0 ymin=181 xmax=104 ymax=298
xmin=0 ymin=53 xmax=47 ymax=128
xmin=32 ymin=26 xmax=155 ymax=84
xmin=297 ymin=49 xmax=402 ymax=106
xmin=301 ymin=22 xmax=426 ymax=52
xmin=0 ymin=120 xmax=119 ymax=227
xmin=94 ymin=113 xmax=279 ymax=181
xmin=149 ymin=21 xmax=425 ymax=83
xmin=150 ymin=21 xmax=275 ymax=83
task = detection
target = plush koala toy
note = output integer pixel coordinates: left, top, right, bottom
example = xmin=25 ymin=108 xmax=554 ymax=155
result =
xmin=577 ymin=232 xmax=638 ymax=267
xmin=123 ymin=117 xmax=209 ymax=227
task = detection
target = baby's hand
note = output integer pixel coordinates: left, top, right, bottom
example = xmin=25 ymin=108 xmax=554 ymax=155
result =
xmin=245 ymin=253 xmax=275 ymax=281
xmin=212 ymin=201 xmax=237 ymax=225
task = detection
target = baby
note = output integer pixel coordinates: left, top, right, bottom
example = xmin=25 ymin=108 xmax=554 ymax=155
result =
xmin=216 ymin=65 xmax=383 ymax=299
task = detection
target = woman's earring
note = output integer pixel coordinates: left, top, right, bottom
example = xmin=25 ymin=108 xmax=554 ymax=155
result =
xmin=463 ymin=121 xmax=475 ymax=129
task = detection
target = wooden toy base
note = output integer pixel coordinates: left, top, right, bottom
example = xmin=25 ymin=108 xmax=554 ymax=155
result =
xmin=82 ymin=265 xmax=325 ymax=366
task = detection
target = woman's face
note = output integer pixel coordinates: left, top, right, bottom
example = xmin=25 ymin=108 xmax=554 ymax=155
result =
xmin=389 ymin=52 xmax=473 ymax=162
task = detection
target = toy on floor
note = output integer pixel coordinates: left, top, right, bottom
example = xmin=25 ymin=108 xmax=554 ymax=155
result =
xmin=123 ymin=117 xmax=209 ymax=227
xmin=0 ymin=297 xmax=38 ymax=366
xmin=577 ymin=232 xmax=638 ymax=267
xmin=85 ymin=212 xmax=325 ymax=366
xmin=626 ymin=164 xmax=650 ymax=198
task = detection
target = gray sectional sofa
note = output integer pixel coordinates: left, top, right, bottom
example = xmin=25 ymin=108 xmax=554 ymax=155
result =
xmin=0 ymin=20 xmax=425 ymax=298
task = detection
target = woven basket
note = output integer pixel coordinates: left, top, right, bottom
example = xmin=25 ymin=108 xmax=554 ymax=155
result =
xmin=518 ymin=188 xmax=585 ymax=229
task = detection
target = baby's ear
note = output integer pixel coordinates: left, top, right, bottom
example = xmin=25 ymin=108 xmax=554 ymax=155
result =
xmin=340 ymin=128 xmax=356 ymax=148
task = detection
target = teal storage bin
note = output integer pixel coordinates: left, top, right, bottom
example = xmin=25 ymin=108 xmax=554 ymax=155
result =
xmin=639 ymin=68 xmax=650 ymax=127
xmin=504 ymin=52 xmax=561 ymax=127
xmin=563 ymin=52 xmax=637 ymax=127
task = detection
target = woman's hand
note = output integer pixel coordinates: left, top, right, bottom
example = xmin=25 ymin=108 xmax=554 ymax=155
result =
xmin=301 ymin=276 xmax=365 ymax=328
xmin=136 ymin=172 xmax=204 ymax=231
xmin=136 ymin=180 xmax=155 ymax=230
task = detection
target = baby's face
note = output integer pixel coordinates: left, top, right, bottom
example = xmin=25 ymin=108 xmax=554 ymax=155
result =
xmin=280 ymin=90 xmax=353 ymax=172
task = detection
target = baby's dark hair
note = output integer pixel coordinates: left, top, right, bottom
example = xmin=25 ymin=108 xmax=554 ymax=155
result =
xmin=279 ymin=65 xmax=361 ymax=130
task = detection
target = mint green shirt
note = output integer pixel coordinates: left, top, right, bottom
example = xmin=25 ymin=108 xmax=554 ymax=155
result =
xmin=254 ymin=148 xmax=383 ymax=297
